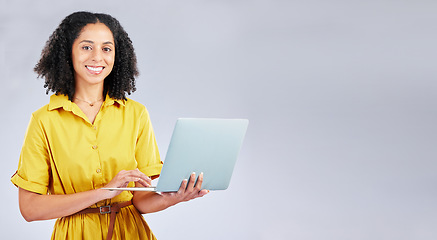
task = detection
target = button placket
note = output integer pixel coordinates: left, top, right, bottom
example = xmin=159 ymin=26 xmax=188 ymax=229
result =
xmin=91 ymin=121 xmax=103 ymax=183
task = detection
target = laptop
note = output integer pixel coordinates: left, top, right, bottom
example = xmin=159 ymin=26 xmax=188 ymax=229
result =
xmin=103 ymin=118 xmax=249 ymax=192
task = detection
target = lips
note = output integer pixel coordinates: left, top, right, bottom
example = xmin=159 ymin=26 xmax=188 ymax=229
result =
xmin=86 ymin=65 xmax=104 ymax=74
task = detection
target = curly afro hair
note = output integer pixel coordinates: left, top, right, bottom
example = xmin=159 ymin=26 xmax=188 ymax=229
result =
xmin=34 ymin=11 xmax=139 ymax=100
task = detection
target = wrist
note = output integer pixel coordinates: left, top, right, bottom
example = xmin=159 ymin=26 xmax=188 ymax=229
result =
xmin=162 ymin=194 xmax=179 ymax=208
xmin=95 ymin=188 xmax=112 ymax=201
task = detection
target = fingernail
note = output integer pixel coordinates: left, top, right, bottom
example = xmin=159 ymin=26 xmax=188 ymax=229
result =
xmin=192 ymin=172 xmax=196 ymax=175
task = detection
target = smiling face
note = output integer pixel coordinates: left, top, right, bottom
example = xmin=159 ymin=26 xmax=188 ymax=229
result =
xmin=71 ymin=23 xmax=115 ymax=88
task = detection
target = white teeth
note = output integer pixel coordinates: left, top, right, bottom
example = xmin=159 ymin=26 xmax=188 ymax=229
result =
xmin=86 ymin=66 xmax=103 ymax=71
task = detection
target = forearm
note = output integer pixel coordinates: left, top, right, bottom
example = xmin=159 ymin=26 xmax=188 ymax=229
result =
xmin=132 ymin=191 xmax=174 ymax=214
xmin=19 ymin=187 xmax=109 ymax=222
xmin=18 ymin=169 xmax=152 ymax=222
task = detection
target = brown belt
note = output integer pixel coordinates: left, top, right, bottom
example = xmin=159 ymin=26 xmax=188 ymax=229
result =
xmin=76 ymin=200 xmax=133 ymax=240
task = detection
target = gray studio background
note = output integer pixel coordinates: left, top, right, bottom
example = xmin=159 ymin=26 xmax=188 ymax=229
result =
xmin=1 ymin=0 xmax=436 ymax=239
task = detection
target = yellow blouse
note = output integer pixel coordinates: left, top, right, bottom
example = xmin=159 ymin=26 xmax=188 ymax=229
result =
xmin=11 ymin=94 xmax=163 ymax=240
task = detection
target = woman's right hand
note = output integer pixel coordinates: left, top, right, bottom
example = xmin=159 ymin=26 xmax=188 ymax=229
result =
xmin=102 ymin=169 xmax=152 ymax=199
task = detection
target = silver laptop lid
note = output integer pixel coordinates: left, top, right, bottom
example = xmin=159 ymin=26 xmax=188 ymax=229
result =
xmin=156 ymin=118 xmax=249 ymax=192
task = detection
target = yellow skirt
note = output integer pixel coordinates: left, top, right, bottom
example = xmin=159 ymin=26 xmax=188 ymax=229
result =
xmin=51 ymin=205 xmax=156 ymax=240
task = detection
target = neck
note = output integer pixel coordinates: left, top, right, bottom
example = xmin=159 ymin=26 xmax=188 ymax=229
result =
xmin=74 ymin=82 xmax=104 ymax=102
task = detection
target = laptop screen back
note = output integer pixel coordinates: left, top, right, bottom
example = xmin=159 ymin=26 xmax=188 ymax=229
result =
xmin=156 ymin=118 xmax=249 ymax=192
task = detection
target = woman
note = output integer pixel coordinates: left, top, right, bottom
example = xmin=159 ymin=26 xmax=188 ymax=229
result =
xmin=11 ymin=11 xmax=208 ymax=240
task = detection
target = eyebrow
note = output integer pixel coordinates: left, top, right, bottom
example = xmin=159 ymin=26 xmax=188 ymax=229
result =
xmin=79 ymin=40 xmax=114 ymax=45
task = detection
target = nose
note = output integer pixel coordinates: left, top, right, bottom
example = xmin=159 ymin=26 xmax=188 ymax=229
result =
xmin=91 ymin=49 xmax=103 ymax=62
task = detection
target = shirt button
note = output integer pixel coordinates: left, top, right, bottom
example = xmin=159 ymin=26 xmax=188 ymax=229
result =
xmin=93 ymin=126 xmax=97 ymax=130
xmin=96 ymin=168 xmax=101 ymax=173
xmin=92 ymin=145 xmax=98 ymax=149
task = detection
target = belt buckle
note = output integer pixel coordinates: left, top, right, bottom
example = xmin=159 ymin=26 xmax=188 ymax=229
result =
xmin=99 ymin=205 xmax=111 ymax=214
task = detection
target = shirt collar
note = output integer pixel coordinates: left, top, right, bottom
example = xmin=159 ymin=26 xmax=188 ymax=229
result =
xmin=104 ymin=95 xmax=126 ymax=107
xmin=48 ymin=94 xmax=71 ymax=111
xmin=48 ymin=94 xmax=125 ymax=111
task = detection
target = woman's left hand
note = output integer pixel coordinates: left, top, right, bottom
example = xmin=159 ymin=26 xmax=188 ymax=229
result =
xmin=160 ymin=172 xmax=209 ymax=206
xmin=132 ymin=172 xmax=209 ymax=214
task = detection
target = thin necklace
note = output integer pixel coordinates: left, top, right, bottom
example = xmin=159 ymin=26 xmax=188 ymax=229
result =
xmin=74 ymin=97 xmax=103 ymax=107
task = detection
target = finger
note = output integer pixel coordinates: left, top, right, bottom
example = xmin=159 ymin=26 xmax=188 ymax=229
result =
xmin=198 ymin=189 xmax=209 ymax=197
xmin=178 ymin=179 xmax=188 ymax=194
xmin=113 ymin=176 xmax=148 ymax=188
xmin=114 ymin=170 xmax=127 ymax=180
xmin=134 ymin=169 xmax=152 ymax=185
xmin=135 ymin=168 xmax=152 ymax=180
xmin=135 ymin=177 xmax=151 ymax=187
xmin=186 ymin=172 xmax=196 ymax=191
xmin=118 ymin=169 xmax=151 ymax=187
xmin=194 ymin=172 xmax=204 ymax=191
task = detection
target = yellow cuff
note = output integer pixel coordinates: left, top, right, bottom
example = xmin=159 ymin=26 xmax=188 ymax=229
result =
xmin=11 ymin=172 xmax=48 ymax=195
